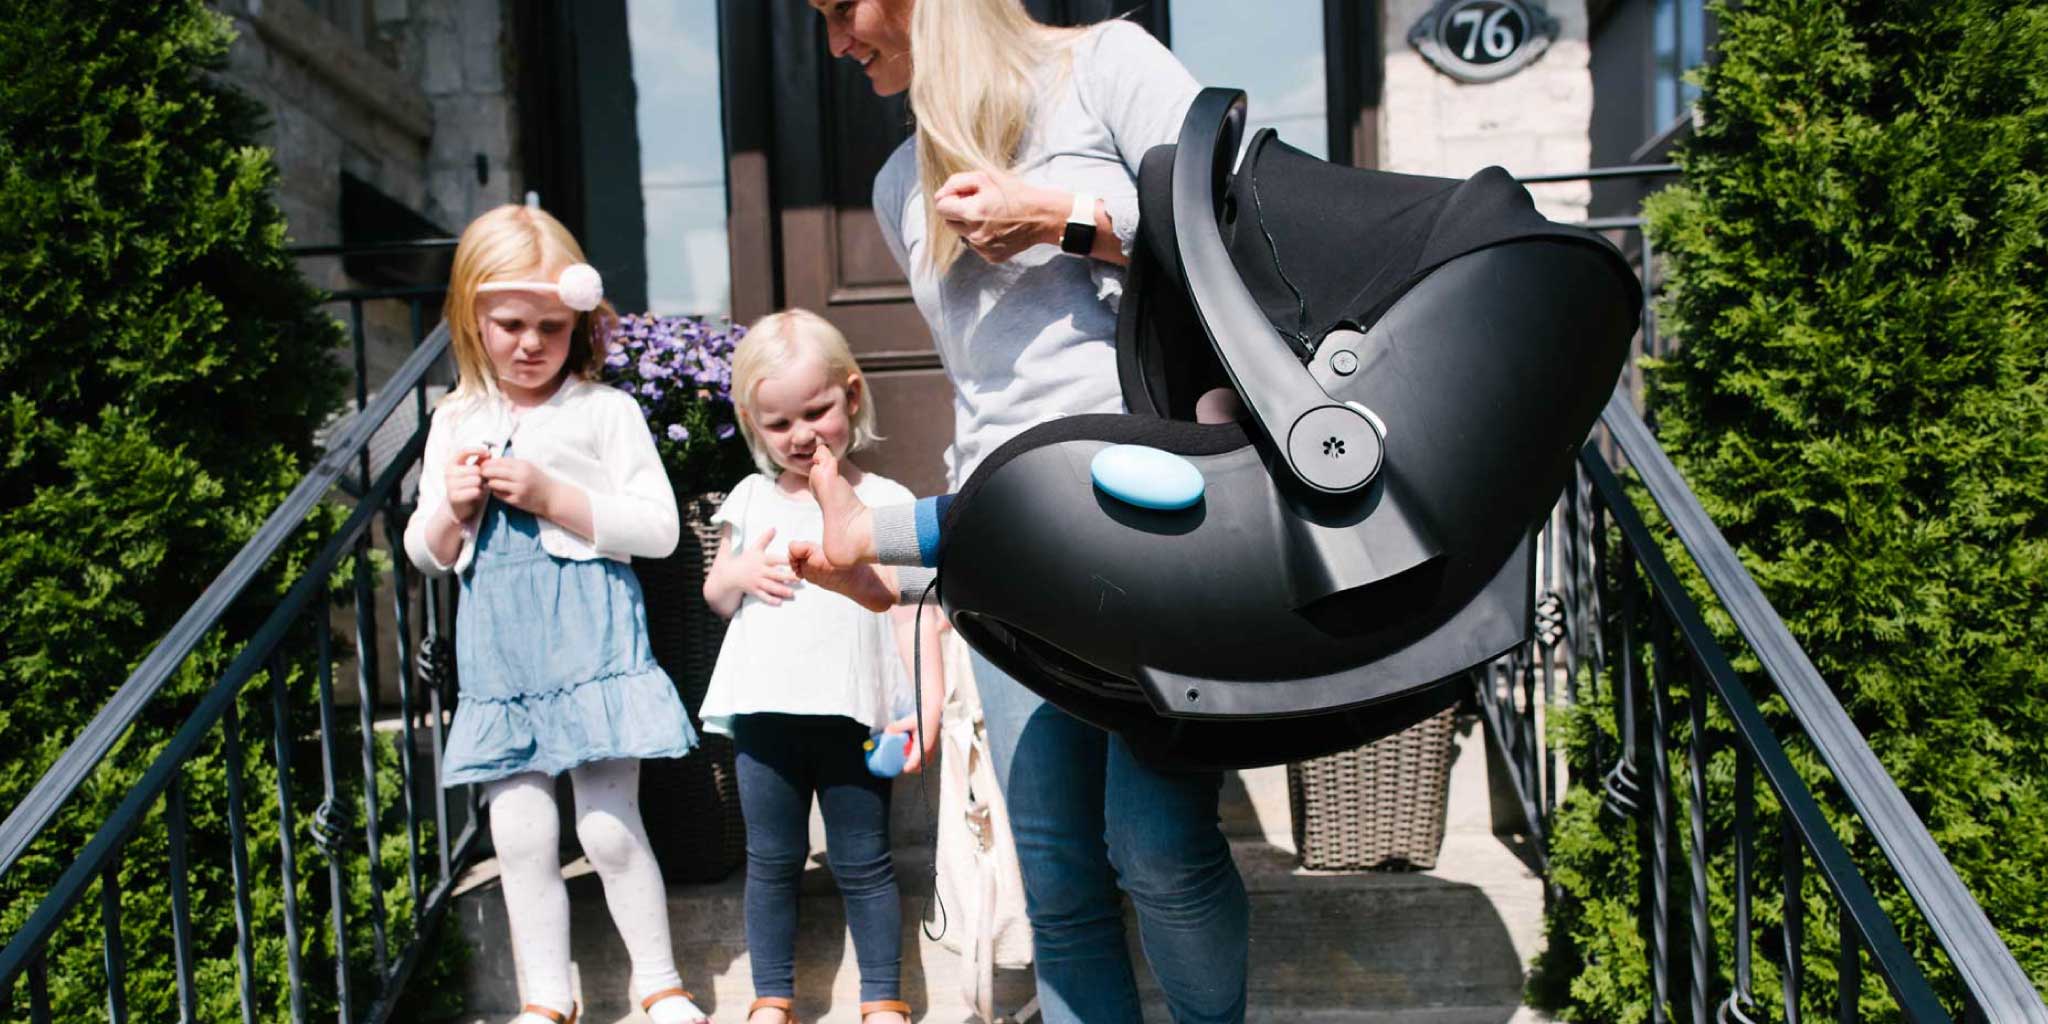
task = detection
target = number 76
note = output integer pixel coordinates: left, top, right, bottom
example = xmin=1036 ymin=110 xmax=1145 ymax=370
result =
xmin=1452 ymin=5 xmax=1518 ymax=60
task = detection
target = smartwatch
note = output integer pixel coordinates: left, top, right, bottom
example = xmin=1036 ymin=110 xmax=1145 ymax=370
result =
xmin=1060 ymin=192 xmax=1099 ymax=255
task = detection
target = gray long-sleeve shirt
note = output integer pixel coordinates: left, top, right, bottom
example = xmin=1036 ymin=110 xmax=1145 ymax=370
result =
xmin=873 ymin=20 xmax=1200 ymax=488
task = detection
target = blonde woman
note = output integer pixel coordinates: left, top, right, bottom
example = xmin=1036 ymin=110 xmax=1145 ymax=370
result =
xmin=402 ymin=205 xmax=710 ymax=1024
xmin=790 ymin=3 xmax=1249 ymax=1022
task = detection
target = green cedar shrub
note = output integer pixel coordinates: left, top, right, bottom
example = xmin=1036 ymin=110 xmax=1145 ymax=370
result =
xmin=1536 ymin=0 xmax=2048 ymax=1018
xmin=0 ymin=1 xmax=464 ymax=1018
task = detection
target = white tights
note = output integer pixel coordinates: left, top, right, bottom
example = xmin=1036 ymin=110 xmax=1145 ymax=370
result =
xmin=484 ymin=760 xmax=701 ymax=1022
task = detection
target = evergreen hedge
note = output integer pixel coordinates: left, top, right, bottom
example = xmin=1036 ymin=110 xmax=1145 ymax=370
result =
xmin=1 ymin=1 xmax=461 ymax=1018
xmin=1538 ymin=0 xmax=2047 ymax=1018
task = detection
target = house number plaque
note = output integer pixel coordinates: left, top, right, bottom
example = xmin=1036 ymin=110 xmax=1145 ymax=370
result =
xmin=1408 ymin=0 xmax=1560 ymax=84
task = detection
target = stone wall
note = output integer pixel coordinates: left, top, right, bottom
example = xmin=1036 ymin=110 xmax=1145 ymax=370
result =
xmin=217 ymin=0 xmax=521 ymax=389
xmin=218 ymin=0 xmax=520 ymax=254
xmin=215 ymin=0 xmax=523 ymax=705
xmin=1380 ymin=0 xmax=1595 ymax=222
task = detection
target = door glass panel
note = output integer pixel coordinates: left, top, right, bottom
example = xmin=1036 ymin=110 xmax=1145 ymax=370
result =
xmin=627 ymin=2 xmax=730 ymax=315
xmin=1170 ymin=0 xmax=1328 ymax=160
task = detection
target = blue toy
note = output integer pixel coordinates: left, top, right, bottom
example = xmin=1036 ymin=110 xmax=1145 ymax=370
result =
xmin=864 ymin=733 xmax=912 ymax=778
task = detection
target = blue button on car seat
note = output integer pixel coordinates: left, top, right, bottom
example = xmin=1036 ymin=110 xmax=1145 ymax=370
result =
xmin=1091 ymin=445 xmax=1205 ymax=510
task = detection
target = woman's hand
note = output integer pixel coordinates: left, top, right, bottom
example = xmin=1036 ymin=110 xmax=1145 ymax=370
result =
xmin=444 ymin=447 xmax=491 ymax=523
xmin=933 ymin=169 xmax=1067 ymax=264
xmin=724 ymin=527 xmax=800 ymax=607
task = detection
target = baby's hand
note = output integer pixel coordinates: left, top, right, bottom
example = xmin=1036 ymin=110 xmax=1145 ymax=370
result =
xmin=444 ymin=447 xmax=490 ymax=523
xmin=479 ymin=456 xmax=557 ymax=517
xmin=730 ymin=527 xmax=798 ymax=606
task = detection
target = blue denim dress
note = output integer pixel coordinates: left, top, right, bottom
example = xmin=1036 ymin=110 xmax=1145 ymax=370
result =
xmin=439 ymin=482 xmax=698 ymax=787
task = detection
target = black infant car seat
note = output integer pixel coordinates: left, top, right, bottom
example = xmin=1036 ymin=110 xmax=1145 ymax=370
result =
xmin=934 ymin=89 xmax=1639 ymax=769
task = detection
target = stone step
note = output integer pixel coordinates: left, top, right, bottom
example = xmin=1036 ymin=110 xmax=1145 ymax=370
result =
xmin=451 ymin=717 xmax=1546 ymax=1023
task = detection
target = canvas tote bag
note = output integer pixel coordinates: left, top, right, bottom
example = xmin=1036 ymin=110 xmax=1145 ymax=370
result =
xmin=929 ymin=632 xmax=1034 ymax=1021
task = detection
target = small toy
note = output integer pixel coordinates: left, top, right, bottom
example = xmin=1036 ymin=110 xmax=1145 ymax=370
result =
xmin=863 ymin=732 xmax=912 ymax=778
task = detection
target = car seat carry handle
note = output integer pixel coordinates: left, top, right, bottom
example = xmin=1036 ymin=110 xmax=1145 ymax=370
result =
xmin=1172 ymin=88 xmax=1384 ymax=496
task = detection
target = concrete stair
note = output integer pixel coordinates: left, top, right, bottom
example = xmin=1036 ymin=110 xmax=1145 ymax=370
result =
xmin=449 ymin=716 xmax=1548 ymax=1023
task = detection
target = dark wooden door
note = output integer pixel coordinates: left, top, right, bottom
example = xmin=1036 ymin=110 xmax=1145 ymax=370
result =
xmin=718 ymin=0 xmax=1164 ymax=495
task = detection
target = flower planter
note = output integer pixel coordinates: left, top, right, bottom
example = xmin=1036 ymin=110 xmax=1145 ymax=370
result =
xmin=635 ymin=491 xmax=747 ymax=884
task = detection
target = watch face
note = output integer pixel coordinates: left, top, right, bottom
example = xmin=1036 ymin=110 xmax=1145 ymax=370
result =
xmin=1062 ymin=221 xmax=1096 ymax=254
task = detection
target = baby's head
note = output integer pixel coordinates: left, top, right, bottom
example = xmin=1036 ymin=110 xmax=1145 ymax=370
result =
xmin=732 ymin=308 xmax=881 ymax=478
xmin=444 ymin=204 xmax=618 ymax=401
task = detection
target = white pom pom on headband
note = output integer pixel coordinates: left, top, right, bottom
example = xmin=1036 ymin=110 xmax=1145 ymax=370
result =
xmin=475 ymin=262 xmax=605 ymax=312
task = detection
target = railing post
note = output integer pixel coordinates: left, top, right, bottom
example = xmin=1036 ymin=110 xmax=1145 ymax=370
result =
xmin=222 ymin=701 xmax=260 ymax=1024
xmin=99 ymin=855 xmax=127 ymax=1024
xmin=167 ymin=772 xmax=199 ymax=1023
xmin=312 ymin=609 xmax=356 ymax=1021
xmin=1721 ymin=752 xmax=1758 ymax=1024
xmin=352 ymin=545 xmax=392 ymax=978
xmin=1781 ymin=810 xmax=1806 ymax=1024
xmin=271 ymin=652 xmax=310 ymax=1023
xmin=1685 ymin=667 xmax=1713 ymax=1024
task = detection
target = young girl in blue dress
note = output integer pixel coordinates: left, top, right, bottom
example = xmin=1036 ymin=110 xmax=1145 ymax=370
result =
xmin=696 ymin=309 xmax=945 ymax=1024
xmin=402 ymin=204 xmax=709 ymax=1024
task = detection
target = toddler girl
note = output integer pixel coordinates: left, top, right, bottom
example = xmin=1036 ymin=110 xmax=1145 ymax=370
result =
xmin=697 ymin=308 xmax=946 ymax=1024
xmin=403 ymin=204 xmax=708 ymax=1024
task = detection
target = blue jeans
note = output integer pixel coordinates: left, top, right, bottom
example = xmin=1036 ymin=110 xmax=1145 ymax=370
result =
xmin=973 ymin=652 xmax=1249 ymax=1024
xmin=733 ymin=714 xmax=901 ymax=1003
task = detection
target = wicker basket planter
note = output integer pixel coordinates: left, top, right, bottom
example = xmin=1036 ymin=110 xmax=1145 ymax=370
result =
xmin=1286 ymin=706 xmax=1457 ymax=871
xmin=635 ymin=491 xmax=747 ymax=884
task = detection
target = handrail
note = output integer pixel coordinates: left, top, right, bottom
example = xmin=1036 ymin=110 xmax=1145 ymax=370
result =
xmin=1582 ymin=432 xmax=1946 ymax=1017
xmin=0 ymin=418 xmax=430 ymax=982
xmin=1599 ymin=394 xmax=2047 ymax=1021
xmin=287 ymin=238 xmax=460 ymax=257
xmin=1514 ymin=162 xmax=1681 ymax=184
xmin=0 ymin=324 xmax=452 ymax=882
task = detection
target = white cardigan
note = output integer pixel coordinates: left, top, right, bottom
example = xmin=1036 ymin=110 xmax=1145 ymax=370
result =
xmin=402 ymin=376 xmax=681 ymax=577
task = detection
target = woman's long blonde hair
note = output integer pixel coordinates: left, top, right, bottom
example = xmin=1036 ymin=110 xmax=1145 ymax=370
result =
xmin=909 ymin=0 xmax=1084 ymax=274
xmin=442 ymin=204 xmax=618 ymax=405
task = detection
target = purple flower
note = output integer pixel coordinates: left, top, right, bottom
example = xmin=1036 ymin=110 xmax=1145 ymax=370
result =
xmin=667 ymin=423 xmax=690 ymax=442
xmin=717 ymin=423 xmax=736 ymax=440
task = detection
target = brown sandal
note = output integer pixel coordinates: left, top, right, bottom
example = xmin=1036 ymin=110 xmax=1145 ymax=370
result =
xmin=639 ymin=988 xmax=706 ymax=1022
xmin=519 ymin=1004 xmax=576 ymax=1024
xmin=860 ymin=1000 xmax=912 ymax=1021
xmin=748 ymin=996 xmax=799 ymax=1024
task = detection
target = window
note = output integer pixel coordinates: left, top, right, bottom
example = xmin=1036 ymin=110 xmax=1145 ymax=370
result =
xmin=626 ymin=2 xmax=731 ymax=315
xmin=1171 ymin=0 xmax=1330 ymax=161
xmin=1651 ymin=0 xmax=1707 ymax=132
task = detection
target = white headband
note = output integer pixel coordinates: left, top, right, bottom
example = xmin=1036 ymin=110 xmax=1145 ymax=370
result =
xmin=475 ymin=262 xmax=604 ymax=312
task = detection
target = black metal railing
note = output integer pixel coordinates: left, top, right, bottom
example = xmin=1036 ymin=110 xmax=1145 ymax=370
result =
xmin=1475 ymin=164 xmax=2044 ymax=1019
xmin=1479 ymin=397 xmax=2044 ymax=1021
xmin=0 ymin=244 xmax=472 ymax=1022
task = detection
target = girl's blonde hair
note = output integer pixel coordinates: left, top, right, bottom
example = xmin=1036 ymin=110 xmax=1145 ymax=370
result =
xmin=442 ymin=204 xmax=618 ymax=405
xmin=909 ymin=0 xmax=1084 ymax=274
xmin=732 ymin=308 xmax=882 ymax=476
